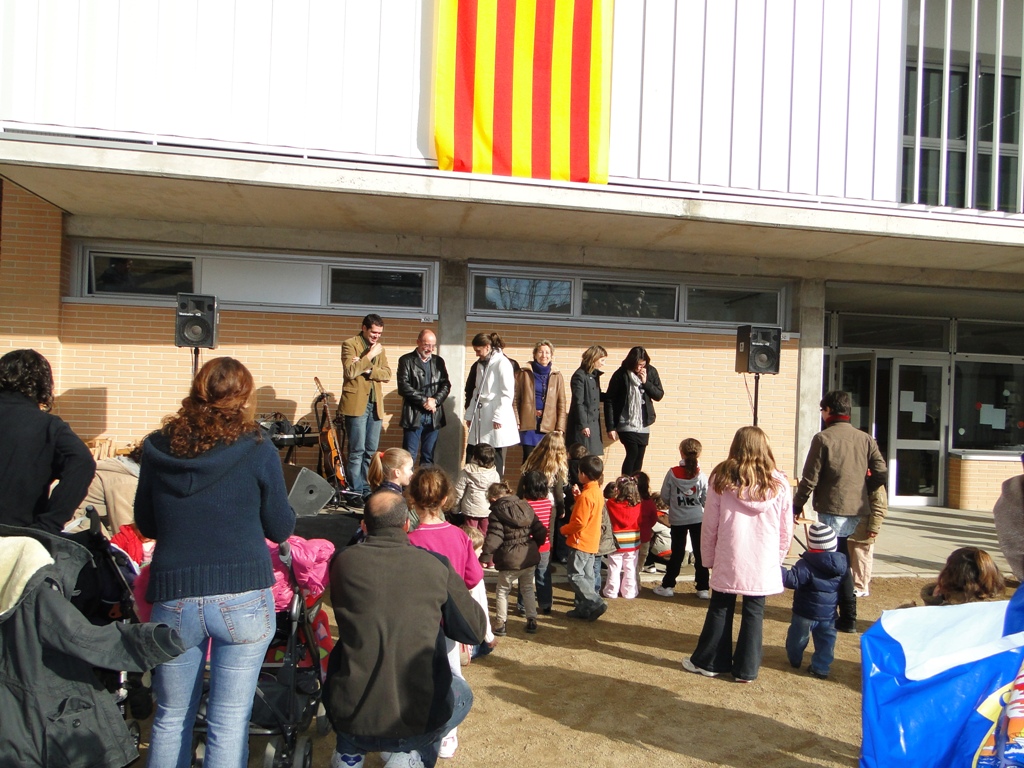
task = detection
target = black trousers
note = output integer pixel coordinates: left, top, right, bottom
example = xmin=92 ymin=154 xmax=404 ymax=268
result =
xmin=836 ymin=536 xmax=857 ymax=629
xmin=619 ymin=431 xmax=650 ymax=475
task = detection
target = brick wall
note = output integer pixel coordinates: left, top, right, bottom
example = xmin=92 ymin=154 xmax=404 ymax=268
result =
xmin=948 ymin=455 xmax=1022 ymax=511
xmin=57 ymin=304 xmax=426 ymax=470
xmin=0 ymin=181 xmax=65 ymax=382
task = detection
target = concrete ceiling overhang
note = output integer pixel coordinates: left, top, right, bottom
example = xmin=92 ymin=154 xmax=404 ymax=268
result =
xmin=3 ymin=135 xmax=1024 ymax=288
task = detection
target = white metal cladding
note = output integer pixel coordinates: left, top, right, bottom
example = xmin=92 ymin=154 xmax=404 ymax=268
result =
xmin=1 ymin=0 xmax=903 ymax=201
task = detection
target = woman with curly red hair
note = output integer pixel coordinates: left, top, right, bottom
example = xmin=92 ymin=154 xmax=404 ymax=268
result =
xmin=135 ymin=357 xmax=295 ymax=768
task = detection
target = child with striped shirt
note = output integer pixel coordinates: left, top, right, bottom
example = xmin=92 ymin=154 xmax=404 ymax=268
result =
xmin=602 ymin=475 xmax=642 ymax=599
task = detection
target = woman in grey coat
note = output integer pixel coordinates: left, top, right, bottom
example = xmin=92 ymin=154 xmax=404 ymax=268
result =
xmin=566 ymin=345 xmax=607 ymax=456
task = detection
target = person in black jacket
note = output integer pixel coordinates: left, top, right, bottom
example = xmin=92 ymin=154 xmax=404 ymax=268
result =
xmin=0 ymin=349 xmax=95 ymax=533
xmin=327 ymin=490 xmax=487 ymax=768
xmin=782 ymin=522 xmax=847 ymax=680
xmin=604 ymin=346 xmax=665 ymax=475
xmin=397 ymin=329 xmax=451 ymax=466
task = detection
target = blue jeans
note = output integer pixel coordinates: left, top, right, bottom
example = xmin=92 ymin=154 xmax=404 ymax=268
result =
xmin=403 ymin=421 xmax=440 ymax=466
xmin=334 ymin=676 xmax=473 ymax=768
xmin=148 ymin=588 xmax=275 ymax=768
xmin=691 ymin=591 xmax=766 ymax=681
xmin=566 ymin=548 xmax=603 ymax=612
xmin=345 ymin=400 xmax=382 ymax=497
xmin=786 ymin=613 xmax=837 ymax=676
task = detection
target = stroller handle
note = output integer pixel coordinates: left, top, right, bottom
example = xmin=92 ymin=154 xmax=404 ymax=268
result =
xmin=278 ymin=539 xmax=292 ymax=568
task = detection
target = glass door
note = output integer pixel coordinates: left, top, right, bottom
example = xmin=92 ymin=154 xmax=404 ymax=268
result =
xmin=888 ymin=359 xmax=949 ymax=505
xmin=836 ymin=355 xmax=878 ymax=438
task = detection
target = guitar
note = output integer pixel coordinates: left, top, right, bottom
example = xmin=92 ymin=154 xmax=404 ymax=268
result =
xmin=313 ymin=377 xmax=347 ymax=489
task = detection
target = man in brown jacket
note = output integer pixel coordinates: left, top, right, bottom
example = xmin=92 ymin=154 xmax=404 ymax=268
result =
xmin=341 ymin=314 xmax=391 ymax=503
xmin=794 ymin=390 xmax=887 ymax=633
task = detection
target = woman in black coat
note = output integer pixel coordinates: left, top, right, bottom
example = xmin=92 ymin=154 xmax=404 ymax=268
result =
xmin=0 ymin=349 xmax=95 ymax=533
xmin=566 ymin=344 xmax=607 ymax=456
xmin=604 ymin=346 xmax=665 ymax=475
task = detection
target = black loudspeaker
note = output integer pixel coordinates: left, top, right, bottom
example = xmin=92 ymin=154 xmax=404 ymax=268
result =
xmin=283 ymin=465 xmax=335 ymax=517
xmin=735 ymin=325 xmax=781 ymax=374
xmin=175 ymin=293 xmax=218 ymax=349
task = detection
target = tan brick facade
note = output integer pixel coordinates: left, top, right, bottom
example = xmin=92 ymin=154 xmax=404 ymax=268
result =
xmin=947 ymin=455 xmax=1023 ymax=512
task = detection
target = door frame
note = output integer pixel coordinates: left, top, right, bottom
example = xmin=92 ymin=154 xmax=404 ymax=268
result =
xmin=887 ymin=356 xmax=950 ymax=506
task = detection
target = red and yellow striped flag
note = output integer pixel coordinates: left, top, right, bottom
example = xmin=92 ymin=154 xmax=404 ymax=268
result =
xmin=435 ymin=0 xmax=614 ymax=184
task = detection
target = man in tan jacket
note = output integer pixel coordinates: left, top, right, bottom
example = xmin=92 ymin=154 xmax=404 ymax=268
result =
xmin=794 ymin=390 xmax=887 ymax=634
xmin=341 ymin=314 xmax=391 ymax=503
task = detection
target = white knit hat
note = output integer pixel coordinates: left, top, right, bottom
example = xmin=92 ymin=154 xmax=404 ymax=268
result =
xmin=808 ymin=522 xmax=838 ymax=552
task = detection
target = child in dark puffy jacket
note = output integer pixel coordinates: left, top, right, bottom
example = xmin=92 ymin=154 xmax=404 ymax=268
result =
xmin=782 ymin=522 xmax=847 ymax=680
xmin=481 ymin=482 xmax=548 ymax=636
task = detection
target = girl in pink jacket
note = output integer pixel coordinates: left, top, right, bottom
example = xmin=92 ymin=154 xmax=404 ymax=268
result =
xmin=681 ymin=426 xmax=794 ymax=683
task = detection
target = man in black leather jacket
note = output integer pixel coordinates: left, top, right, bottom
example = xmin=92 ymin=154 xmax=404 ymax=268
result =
xmin=397 ymin=329 xmax=451 ymax=466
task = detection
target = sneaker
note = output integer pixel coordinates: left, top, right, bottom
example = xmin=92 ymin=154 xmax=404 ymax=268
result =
xmin=525 ymin=618 xmax=538 ymax=634
xmin=733 ymin=677 xmax=753 ymax=684
xmin=566 ymin=608 xmax=589 ymax=619
xmin=854 ymin=588 xmax=870 ymax=598
xmin=516 ymin=603 xmax=526 ymax=616
xmin=836 ymin=620 xmax=858 ymax=634
xmin=333 ymin=753 xmax=365 ymax=768
xmin=384 ymin=752 xmax=424 ymax=768
xmin=439 ymin=729 xmax=458 ymax=758
xmin=493 ymin=623 xmax=507 ymax=637
xmin=695 ymin=590 xmax=711 ymax=600
xmin=642 ymin=564 xmax=658 ymax=573
xmin=653 ymin=585 xmax=674 ymax=597
xmin=587 ymin=601 xmax=608 ymax=621
xmin=809 ymin=669 xmax=829 ymax=680
xmin=681 ymin=657 xmax=718 ymax=677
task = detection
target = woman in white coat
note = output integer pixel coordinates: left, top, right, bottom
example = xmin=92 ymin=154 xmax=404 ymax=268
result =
xmin=465 ymin=332 xmax=519 ymax=478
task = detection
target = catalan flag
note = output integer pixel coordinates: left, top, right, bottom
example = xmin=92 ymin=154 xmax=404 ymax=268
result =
xmin=434 ymin=0 xmax=614 ymax=184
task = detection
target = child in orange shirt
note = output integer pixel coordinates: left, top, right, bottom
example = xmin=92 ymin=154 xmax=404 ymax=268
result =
xmin=560 ymin=455 xmax=607 ymax=621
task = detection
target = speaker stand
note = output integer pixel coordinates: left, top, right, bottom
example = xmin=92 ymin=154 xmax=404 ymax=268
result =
xmin=191 ymin=347 xmax=200 ymax=379
xmin=753 ymin=372 xmax=761 ymax=426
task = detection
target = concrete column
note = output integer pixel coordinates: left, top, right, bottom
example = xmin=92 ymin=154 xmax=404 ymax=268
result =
xmin=794 ymin=279 xmax=826 ymax=478
xmin=435 ymin=259 xmax=468 ymax=475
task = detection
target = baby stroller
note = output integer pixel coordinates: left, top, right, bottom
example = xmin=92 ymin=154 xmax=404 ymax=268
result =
xmin=190 ymin=540 xmax=330 ymax=768
xmin=63 ymin=505 xmax=151 ymax=747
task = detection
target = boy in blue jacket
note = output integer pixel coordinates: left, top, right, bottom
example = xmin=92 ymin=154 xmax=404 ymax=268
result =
xmin=782 ymin=522 xmax=847 ymax=680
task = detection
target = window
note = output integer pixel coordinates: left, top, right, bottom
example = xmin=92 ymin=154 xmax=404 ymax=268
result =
xmin=76 ymin=242 xmax=438 ymax=316
xmin=686 ymin=287 xmax=778 ymax=324
xmin=902 ymin=0 xmax=1024 ymax=212
xmin=468 ymin=265 xmax=786 ymax=328
xmin=329 ymin=268 xmax=425 ymax=309
xmin=957 ymin=321 xmax=1024 ymax=356
xmin=89 ymin=252 xmax=193 ymax=296
xmin=471 ymin=276 xmax=572 ymax=314
xmin=581 ymin=282 xmax=676 ymax=320
xmin=953 ymin=361 xmax=1024 ymax=450
xmin=836 ymin=315 xmax=948 ymax=350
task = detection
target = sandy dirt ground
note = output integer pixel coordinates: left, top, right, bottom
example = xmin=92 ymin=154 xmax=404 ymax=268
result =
xmin=136 ymin=574 xmax=960 ymax=768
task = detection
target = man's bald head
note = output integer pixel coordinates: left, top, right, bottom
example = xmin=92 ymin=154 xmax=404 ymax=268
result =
xmin=363 ymin=490 xmax=410 ymax=534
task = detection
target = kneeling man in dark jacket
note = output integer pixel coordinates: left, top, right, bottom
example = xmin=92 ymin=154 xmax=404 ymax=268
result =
xmin=326 ymin=490 xmax=487 ymax=768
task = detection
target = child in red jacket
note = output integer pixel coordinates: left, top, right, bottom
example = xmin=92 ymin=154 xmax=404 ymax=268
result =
xmin=602 ymin=475 xmax=642 ymax=599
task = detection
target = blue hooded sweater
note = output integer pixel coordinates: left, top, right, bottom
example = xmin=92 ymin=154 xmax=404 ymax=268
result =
xmin=134 ymin=431 xmax=295 ymax=602
xmin=782 ymin=550 xmax=847 ymax=622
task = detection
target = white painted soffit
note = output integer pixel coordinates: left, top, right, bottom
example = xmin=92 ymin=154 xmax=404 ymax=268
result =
xmin=2 ymin=136 xmax=1024 ymax=275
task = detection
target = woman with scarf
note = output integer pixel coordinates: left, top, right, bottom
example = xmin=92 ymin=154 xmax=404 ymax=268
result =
xmin=465 ymin=332 xmax=519 ymax=478
xmin=604 ymin=346 xmax=665 ymax=475
xmin=514 ymin=340 xmax=567 ymax=462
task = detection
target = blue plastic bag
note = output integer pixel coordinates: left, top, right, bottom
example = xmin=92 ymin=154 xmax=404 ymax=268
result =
xmin=861 ymin=588 xmax=1024 ymax=767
